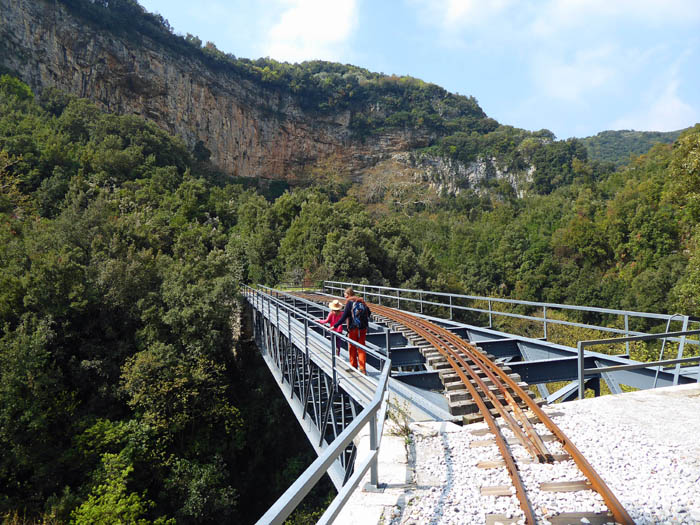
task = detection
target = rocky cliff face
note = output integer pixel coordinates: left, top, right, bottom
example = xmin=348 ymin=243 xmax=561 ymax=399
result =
xmin=0 ymin=0 xmax=433 ymax=180
xmin=390 ymin=152 xmax=533 ymax=197
xmin=1 ymin=0 xmax=536 ymax=196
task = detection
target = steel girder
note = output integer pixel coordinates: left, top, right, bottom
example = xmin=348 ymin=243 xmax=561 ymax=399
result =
xmin=252 ymin=306 xmax=362 ymax=489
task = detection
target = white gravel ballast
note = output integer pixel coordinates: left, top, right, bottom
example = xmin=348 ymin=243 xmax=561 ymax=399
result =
xmin=385 ymin=383 xmax=700 ymax=525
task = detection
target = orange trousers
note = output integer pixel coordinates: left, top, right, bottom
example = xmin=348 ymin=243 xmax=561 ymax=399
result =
xmin=348 ymin=327 xmax=367 ymax=373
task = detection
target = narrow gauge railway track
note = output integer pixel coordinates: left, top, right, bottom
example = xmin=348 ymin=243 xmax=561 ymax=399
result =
xmin=292 ymin=292 xmax=633 ymax=525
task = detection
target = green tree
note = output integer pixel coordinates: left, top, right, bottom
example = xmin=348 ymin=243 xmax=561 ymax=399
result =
xmin=71 ymin=453 xmax=173 ymax=525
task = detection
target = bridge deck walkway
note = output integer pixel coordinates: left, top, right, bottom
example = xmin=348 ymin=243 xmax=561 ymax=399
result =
xmin=253 ymin=294 xmax=378 ymax=407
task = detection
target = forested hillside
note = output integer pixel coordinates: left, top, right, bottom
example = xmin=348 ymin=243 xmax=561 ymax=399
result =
xmin=581 ymin=129 xmax=685 ymax=167
xmin=3 ymin=0 xmax=610 ymax=198
xmin=2 ymin=74 xmax=700 ymax=523
xmin=0 ymin=76 xmax=330 ymax=525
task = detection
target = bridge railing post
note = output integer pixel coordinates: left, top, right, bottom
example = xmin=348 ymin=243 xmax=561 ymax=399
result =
xmin=674 ymin=315 xmax=689 ymax=386
xmin=369 ymin=411 xmax=378 ymax=488
xmin=266 ymin=293 xmax=271 ymax=356
xmin=385 ymin=326 xmax=391 ymax=366
xmin=543 ymin=305 xmax=547 ymax=340
xmin=276 ymin=301 xmax=280 ymax=365
xmin=331 ymin=335 xmax=337 ymax=390
xmin=578 ymin=340 xmax=586 ymax=400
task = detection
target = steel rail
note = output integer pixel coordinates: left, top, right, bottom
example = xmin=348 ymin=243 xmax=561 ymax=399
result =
xmin=380 ymin=305 xmax=633 ymax=524
xmin=296 ymin=292 xmax=633 ymax=523
xmin=381 ymin=309 xmax=538 ymax=523
xmin=378 ymin=309 xmax=546 ymax=464
xmin=416 ymin=317 xmax=554 ymax=464
xmin=465 ymin=342 xmax=634 ymax=524
xmin=309 ymin=290 xmax=630 ymax=524
xmin=391 ymin=308 xmax=634 ymax=525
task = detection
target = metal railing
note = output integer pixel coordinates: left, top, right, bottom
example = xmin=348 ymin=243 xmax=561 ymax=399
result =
xmin=577 ymin=330 xmax=700 ymax=399
xmin=258 ymin=284 xmax=394 ymax=372
xmin=244 ymin=286 xmax=392 ymax=525
xmin=324 ymin=280 xmax=699 ymax=348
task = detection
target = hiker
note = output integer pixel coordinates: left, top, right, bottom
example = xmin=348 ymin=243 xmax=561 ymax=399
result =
xmin=333 ymin=287 xmax=371 ymax=374
xmin=319 ymin=299 xmax=344 ymax=355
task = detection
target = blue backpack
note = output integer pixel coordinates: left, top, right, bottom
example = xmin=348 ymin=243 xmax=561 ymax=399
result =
xmin=350 ymin=300 xmax=370 ymax=330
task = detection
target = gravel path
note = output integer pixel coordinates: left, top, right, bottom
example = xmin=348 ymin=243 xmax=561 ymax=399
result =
xmin=385 ymin=384 xmax=700 ymax=525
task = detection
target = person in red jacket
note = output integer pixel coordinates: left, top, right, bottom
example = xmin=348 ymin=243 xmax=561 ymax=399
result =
xmin=319 ymin=300 xmax=344 ymax=355
xmin=333 ymin=287 xmax=371 ymax=374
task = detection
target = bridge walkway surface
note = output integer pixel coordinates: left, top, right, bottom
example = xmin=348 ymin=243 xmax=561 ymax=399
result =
xmin=245 ymin=283 xmax=700 ymax=524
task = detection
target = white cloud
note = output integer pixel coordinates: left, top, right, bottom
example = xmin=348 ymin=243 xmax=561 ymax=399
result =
xmin=262 ymin=0 xmax=358 ymax=63
xmin=530 ymin=0 xmax=700 ymax=37
xmin=418 ymin=0 xmax=700 ymax=35
xmin=610 ymin=68 xmax=698 ymax=131
xmin=409 ymin=0 xmax=518 ymax=36
xmin=440 ymin=0 xmax=514 ymax=28
xmin=533 ymin=46 xmax=619 ymax=102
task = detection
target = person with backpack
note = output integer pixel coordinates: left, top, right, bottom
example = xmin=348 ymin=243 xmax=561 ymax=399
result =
xmin=333 ymin=287 xmax=371 ymax=374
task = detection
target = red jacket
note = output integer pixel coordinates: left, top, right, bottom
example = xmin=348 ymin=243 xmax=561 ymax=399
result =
xmin=320 ymin=311 xmax=344 ymax=333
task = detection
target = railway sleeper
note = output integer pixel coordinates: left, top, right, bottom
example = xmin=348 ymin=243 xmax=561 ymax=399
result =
xmin=443 ymin=375 xmax=529 ymax=393
xmin=470 ymin=433 xmax=558 ymax=448
xmin=484 ymin=513 xmax=615 ymax=525
xmin=423 ymin=350 xmax=513 ymax=370
xmin=444 ymin=380 xmax=527 ymax=400
xmin=447 ymin=392 xmax=541 ymax=417
xmin=440 ymin=370 xmax=523 ymax=386
xmin=461 ymin=399 xmax=545 ymax=423
xmin=428 ymin=358 xmax=516 ymax=379
xmin=448 ymin=396 xmax=519 ymax=416
xmin=446 ymin=385 xmax=529 ymax=404
xmin=546 ymin=512 xmax=615 ymax=525
xmin=476 ymin=453 xmax=571 ymax=468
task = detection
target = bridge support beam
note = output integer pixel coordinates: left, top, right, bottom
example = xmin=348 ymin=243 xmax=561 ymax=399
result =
xmin=252 ymin=302 xmax=362 ymax=489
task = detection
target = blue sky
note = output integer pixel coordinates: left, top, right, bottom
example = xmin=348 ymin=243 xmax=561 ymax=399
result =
xmin=138 ymin=0 xmax=700 ymax=139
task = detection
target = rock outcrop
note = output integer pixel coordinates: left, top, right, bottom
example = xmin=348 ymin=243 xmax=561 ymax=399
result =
xmin=0 ymin=0 xmax=432 ymax=179
xmin=1 ymin=0 xmax=539 ymax=197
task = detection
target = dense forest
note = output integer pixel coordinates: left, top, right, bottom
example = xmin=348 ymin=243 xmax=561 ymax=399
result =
xmin=581 ymin=129 xmax=686 ymax=167
xmin=0 ymin=76 xmax=333 ymax=525
xmin=1 ymin=62 xmax=700 ymax=524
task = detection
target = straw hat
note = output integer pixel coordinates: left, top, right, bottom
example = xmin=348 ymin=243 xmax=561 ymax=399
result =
xmin=329 ymin=300 xmax=343 ymax=311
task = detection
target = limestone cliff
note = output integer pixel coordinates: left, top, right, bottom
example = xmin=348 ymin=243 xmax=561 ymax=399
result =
xmin=0 ymin=0 xmax=433 ymax=180
xmin=1 ymin=0 xmax=539 ymax=195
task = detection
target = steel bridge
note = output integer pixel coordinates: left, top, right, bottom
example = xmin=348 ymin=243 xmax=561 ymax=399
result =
xmin=244 ymin=282 xmax=700 ymax=524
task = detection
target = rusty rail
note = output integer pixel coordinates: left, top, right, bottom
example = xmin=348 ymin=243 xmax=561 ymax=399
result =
xmin=372 ymin=303 xmax=633 ymax=525
xmin=295 ymin=291 xmax=633 ymax=524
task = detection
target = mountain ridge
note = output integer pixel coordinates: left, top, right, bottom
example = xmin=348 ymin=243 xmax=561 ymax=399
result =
xmin=1 ymin=0 xmax=594 ymax=200
xmin=580 ymin=128 xmax=686 ymax=167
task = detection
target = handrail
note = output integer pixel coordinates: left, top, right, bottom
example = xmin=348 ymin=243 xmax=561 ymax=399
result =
xmin=243 ymin=286 xmax=392 ymax=525
xmin=324 ymin=280 xmax=699 ymax=346
xmin=653 ymin=313 xmax=687 ymax=388
xmin=577 ymin=329 xmax=700 ymax=399
xmin=258 ymin=285 xmax=387 ymax=361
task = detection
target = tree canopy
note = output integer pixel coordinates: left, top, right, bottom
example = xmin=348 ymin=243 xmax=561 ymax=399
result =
xmin=2 ymin=74 xmax=700 ymax=523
